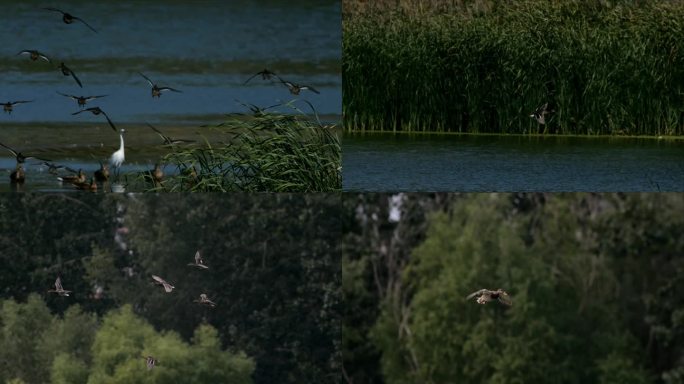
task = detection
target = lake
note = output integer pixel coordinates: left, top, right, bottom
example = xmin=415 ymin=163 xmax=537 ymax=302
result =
xmin=343 ymin=133 xmax=684 ymax=191
xmin=0 ymin=0 xmax=341 ymax=191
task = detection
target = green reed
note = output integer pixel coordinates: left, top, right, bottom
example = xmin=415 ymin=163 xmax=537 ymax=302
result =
xmin=138 ymin=105 xmax=341 ymax=192
xmin=343 ymin=0 xmax=684 ymax=135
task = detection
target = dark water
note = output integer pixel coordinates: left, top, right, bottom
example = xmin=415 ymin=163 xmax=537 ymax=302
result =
xmin=343 ymin=134 xmax=684 ymax=191
xmin=0 ymin=1 xmax=341 ymax=191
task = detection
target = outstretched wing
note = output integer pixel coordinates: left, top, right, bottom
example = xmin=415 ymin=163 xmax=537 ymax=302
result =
xmin=466 ymin=289 xmax=487 ymax=300
xmin=139 ymin=72 xmax=155 ymax=87
xmin=67 ymin=67 xmax=83 ymax=88
xmin=497 ymin=292 xmax=512 ymax=306
xmin=158 ymin=87 xmax=182 ymax=93
xmin=56 ymin=91 xmax=78 ymax=100
xmin=99 ymin=110 xmax=117 ymax=132
xmin=194 ymin=250 xmax=202 ymax=265
xmin=301 ymin=85 xmax=320 ymax=94
xmin=55 ymin=277 xmax=63 ymax=290
xmin=74 ymin=16 xmax=98 ymax=33
xmin=0 ymin=141 xmax=19 ymax=157
xmin=151 ymin=275 xmax=166 ymax=284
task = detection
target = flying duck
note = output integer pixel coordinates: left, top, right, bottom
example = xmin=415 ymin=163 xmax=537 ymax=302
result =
xmin=44 ymin=8 xmax=98 ymax=33
xmin=280 ymin=80 xmax=320 ymax=95
xmin=187 ymin=250 xmax=209 ymax=269
xmin=47 ymin=277 xmax=71 ymax=296
xmin=193 ymin=293 xmax=217 ymax=307
xmin=17 ymin=50 xmax=51 ymax=63
xmin=466 ymin=288 xmax=512 ymax=306
xmin=139 ymin=72 xmax=182 ymax=98
xmin=57 ymin=92 xmax=107 ymax=109
xmin=72 ymin=107 xmax=117 ymax=131
xmin=151 ymin=275 xmax=175 ymax=293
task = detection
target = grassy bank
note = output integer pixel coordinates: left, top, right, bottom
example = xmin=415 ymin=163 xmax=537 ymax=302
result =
xmin=137 ymin=104 xmax=341 ymax=192
xmin=343 ymin=0 xmax=684 ymax=135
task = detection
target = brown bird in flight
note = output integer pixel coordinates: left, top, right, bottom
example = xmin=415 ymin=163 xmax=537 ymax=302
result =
xmin=44 ymin=8 xmax=98 ymax=33
xmin=151 ymin=275 xmax=175 ymax=293
xmin=193 ymin=293 xmax=217 ymax=307
xmin=47 ymin=277 xmax=72 ymax=297
xmin=466 ymin=288 xmax=512 ymax=306
xmin=187 ymin=250 xmax=209 ymax=269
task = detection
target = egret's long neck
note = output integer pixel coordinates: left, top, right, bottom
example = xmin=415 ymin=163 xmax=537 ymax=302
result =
xmin=119 ymin=133 xmax=125 ymax=153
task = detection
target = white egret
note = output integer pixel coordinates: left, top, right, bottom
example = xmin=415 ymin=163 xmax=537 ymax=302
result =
xmin=110 ymin=128 xmax=125 ymax=176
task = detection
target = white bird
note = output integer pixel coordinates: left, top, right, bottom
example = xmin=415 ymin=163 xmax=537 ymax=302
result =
xmin=109 ymin=128 xmax=125 ymax=174
xmin=151 ymin=275 xmax=175 ymax=293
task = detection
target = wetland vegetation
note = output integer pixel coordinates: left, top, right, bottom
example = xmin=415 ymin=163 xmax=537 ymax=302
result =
xmin=343 ymin=0 xmax=684 ymax=135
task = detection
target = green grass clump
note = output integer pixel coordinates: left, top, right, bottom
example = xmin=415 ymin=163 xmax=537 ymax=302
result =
xmin=139 ymin=105 xmax=341 ymax=192
xmin=343 ymin=0 xmax=684 ymax=135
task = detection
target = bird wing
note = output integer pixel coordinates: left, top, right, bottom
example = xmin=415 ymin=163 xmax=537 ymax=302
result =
xmin=0 ymin=141 xmax=19 ymax=157
xmin=100 ymin=110 xmax=117 ymax=132
xmin=243 ymin=72 xmax=261 ymax=85
xmin=466 ymin=289 xmax=487 ymax=300
xmin=536 ymin=103 xmax=548 ymax=114
xmin=146 ymin=123 xmax=170 ymax=142
xmin=74 ymin=17 xmax=98 ymax=33
xmin=158 ymin=87 xmax=182 ymax=93
xmin=17 ymin=50 xmax=32 ymax=56
xmin=301 ymin=85 xmax=320 ymax=94
xmin=139 ymin=72 xmax=155 ymax=87
xmin=151 ymin=275 xmax=166 ymax=284
xmin=67 ymin=67 xmax=83 ymax=88
xmin=497 ymin=292 xmax=512 ymax=306
xmin=85 ymin=95 xmax=108 ymax=101
xmin=11 ymin=101 xmax=33 ymax=106
xmin=71 ymin=110 xmax=86 ymax=115
xmin=38 ymin=53 xmax=51 ymax=63
xmin=55 ymin=277 xmax=63 ymax=290
xmin=43 ymin=7 xmax=64 ymax=14
xmin=56 ymin=91 xmax=78 ymax=100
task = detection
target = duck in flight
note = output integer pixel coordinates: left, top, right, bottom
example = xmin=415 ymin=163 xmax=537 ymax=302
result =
xmin=57 ymin=63 xmax=83 ymax=88
xmin=147 ymin=123 xmax=195 ymax=146
xmin=151 ymin=275 xmax=175 ymax=293
xmin=243 ymin=69 xmax=282 ymax=85
xmin=41 ymin=161 xmax=70 ymax=175
xmin=72 ymin=107 xmax=117 ymax=131
xmin=139 ymin=72 xmax=182 ymax=98
xmin=44 ymin=8 xmax=98 ymax=33
xmin=466 ymin=288 xmax=512 ymax=306
xmin=47 ymin=277 xmax=72 ymax=296
xmin=530 ymin=103 xmax=553 ymax=125
xmin=142 ymin=356 xmax=158 ymax=370
xmin=57 ymin=92 xmax=107 ymax=109
xmin=2 ymin=100 xmax=33 ymax=114
xmin=0 ymin=141 xmax=49 ymax=163
xmin=193 ymin=293 xmax=217 ymax=307
xmin=280 ymin=80 xmax=320 ymax=95
xmin=18 ymin=50 xmax=51 ymax=63
xmin=187 ymin=250 xmax=209 ymax=269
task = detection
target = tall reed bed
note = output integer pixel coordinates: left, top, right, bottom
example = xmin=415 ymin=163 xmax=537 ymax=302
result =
xmin=140 ymin=106 xmax=341 ymax=192
xmin=343 ymin=0 xmax=684 ymax=135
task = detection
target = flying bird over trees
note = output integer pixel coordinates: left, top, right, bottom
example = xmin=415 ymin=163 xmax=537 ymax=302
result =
xmin=466 ymin=288 xmax=512 ymax=306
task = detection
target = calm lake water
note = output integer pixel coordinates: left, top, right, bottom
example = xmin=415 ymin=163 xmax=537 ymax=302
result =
xmin=343 ymin=134 xmax=684 ymax=191
xmin=0 ymin=0 xmax=341 ymax=191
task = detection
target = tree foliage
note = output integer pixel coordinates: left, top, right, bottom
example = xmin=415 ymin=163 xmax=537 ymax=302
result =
xmin=0 ymin=194 xmax=340 ymax=384
xmin=343 ymin=193 xmax=683 ymax=384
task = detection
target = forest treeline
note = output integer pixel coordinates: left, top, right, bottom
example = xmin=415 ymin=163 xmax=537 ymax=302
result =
xmin=0 ymin=194 xmax=341 ymax=384
xmin=343 ymin=193 xmax=684 ymax=383
xmin=343 ymin=0 xmax=684 ymax=135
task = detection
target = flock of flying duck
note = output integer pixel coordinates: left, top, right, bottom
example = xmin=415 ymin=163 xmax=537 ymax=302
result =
xmin=47 ymin=250 xmax=215 ymax=370
xmin=2 ymin=8 xmax=321 ymax=191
